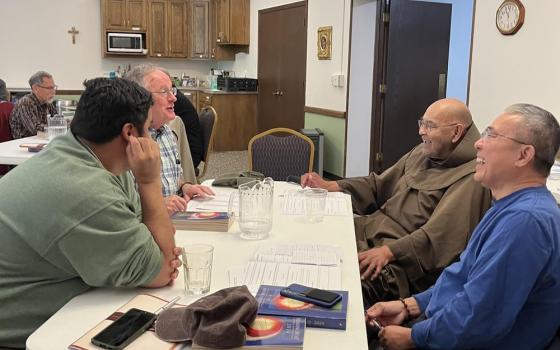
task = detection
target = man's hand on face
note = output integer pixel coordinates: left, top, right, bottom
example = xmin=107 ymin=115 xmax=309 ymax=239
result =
xmin=358 ymin=246 xmax=395 ymax=280
xmin=164 ymin=195 xmax=187 ymax=215
xmin=181 ymin=184 xmax=215 ymax=201
xmin=126 ymin=136 xmax=161 ymax=185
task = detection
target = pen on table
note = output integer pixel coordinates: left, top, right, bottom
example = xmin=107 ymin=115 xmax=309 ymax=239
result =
xmin=154 ymin=296 xmax=181 ymax=315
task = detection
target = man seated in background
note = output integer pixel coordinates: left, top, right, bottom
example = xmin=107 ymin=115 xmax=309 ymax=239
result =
xmin=368 ymin=103 xmax=560 ymax=350
xmin=301 ymin=98 xmax=492 ymax=307
xmin=9 ymin=71 xmax=57 ymax=139
xmin=125 ymin=65 xmax=213 ymax=215
xmin=0 ymin=78 xmax=181 ymax=349
xmin=174 ymin=87 xmax=204 ymax=171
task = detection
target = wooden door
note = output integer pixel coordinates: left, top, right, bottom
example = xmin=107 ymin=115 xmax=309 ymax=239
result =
xmin=127 ymin=0 xmax=147 ymax=30
xmin=257 ymin=2 xmax=307 ymax=132
xmin=104 ymin=0 xmax=127 ymax=29
xmin=189 ymin=0 xmax=210 ymax=59
xmin=215 ymin=0 xmax=230 ymax=43
xmin=149 ymin=0 xmax=167 ymax=57
xmin=371 ymin=0 xmax=452 ymax=171
xmin=168 ymin=0 xmax=188 ymax=57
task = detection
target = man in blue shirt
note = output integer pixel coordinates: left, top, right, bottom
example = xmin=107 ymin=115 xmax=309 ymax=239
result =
xmin=366 ymin=103 xmax=560 ymax=349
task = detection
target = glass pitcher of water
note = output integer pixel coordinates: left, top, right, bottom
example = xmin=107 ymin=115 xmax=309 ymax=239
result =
xmin=228 ymin=178 xmax=274 ymax=240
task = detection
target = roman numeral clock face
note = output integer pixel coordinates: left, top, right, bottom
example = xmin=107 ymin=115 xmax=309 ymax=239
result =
xmin=496 ymin=0 xmax=525 ymax=35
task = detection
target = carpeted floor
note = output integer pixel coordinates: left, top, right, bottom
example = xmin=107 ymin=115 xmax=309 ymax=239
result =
xmin=199 ymin=151 xmax=248 ymax=182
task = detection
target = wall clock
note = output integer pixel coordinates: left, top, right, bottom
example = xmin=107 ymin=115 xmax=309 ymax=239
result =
xmin=496 ymin=0 xmax=525 ymax=35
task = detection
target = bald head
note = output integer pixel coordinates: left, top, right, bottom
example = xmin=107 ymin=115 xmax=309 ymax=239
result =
xmin=419 ymin=98 xmax=474 ymax=159
xmin=426 ymin=98 xmax=472 ymax=128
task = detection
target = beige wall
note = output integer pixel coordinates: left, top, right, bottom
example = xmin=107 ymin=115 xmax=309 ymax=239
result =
xmin=0 ymin=0 xmax=211 ymax=89
xmin=469 ymin=1 xmax=560 ymax=128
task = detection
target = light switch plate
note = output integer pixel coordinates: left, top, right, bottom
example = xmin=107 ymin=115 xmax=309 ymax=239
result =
xmin=331 ymin=73 xmax=345 ymax=87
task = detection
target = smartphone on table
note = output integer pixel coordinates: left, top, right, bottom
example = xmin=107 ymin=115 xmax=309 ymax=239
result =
xmin=91 ymin=308 xmax=156 ymax=350
xmin=280 ymin=283 xmax=342 ymax=308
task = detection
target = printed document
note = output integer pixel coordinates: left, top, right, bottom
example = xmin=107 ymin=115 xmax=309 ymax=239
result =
xmin=253 ymin=244 xmax=343 ymax=266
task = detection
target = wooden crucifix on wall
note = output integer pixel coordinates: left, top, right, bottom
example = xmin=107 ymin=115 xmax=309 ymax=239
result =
xmin=67 ymin=26 xmax=79 ymax=44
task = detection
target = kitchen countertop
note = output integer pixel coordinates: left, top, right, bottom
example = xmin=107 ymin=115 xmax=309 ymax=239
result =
xmin=178 ymin=87 xmax=258 ymax=95
xmin=8 ymin=87 xmax=258 ymax=95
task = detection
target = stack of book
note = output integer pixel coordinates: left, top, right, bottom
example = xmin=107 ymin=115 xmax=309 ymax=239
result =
xmin=171 ymin=211 xmax=232 ymax=232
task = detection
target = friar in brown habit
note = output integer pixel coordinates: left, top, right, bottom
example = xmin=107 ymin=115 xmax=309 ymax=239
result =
xmin=301 ymin=98 xmax=492 ymax=307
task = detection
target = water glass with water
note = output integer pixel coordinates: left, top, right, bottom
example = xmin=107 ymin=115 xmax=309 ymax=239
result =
xmin=182 ymin=244 xmax=214 ymax=295
xmin=304 ymin=188 xmax=328 ymax=222
xmin=47 ymin=114 xmax=67 ymax=142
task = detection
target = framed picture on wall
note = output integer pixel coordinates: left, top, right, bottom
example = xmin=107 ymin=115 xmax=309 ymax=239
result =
xmin=317 ymin=26 xmax=332 ymax=60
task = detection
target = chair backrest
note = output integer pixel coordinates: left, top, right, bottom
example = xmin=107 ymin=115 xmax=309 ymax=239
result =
xmin=0 ymin=101 xmax=14 ymax=143
xmin=248 ymin=127 xmax=314 ymax=181
xmin=197 ymin=106 xmax=218 ymax=179
xmin=0 ymin=101 xmax=14 ymax=175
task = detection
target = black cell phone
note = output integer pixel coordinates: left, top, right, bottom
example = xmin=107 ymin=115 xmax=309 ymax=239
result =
xmin=280 ymin=283 xmax=343 ymax=308
xmin=91 ymin=308 xmax=157 ymax=350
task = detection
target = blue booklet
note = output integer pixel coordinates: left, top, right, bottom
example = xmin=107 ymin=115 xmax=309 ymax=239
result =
xmin=255 ymin=285 xmax=348 ymax=330
xmin=244 ymin=315 xmax=305 ymax=349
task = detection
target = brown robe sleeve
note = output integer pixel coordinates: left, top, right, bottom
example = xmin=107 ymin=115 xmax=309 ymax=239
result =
xmin=385 ymin=174 xmax=491 ymax=282
xmin=336 ymin=151 xmax=412 ymax=215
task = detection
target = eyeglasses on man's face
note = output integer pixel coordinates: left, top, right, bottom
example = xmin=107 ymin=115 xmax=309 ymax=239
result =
xmin=418 ymin=119 xmax=459 ymax=132
xmin=37 ymin=84 xmax=58 ymax=91
xmin=480 ymin=127 xmax=528 ymax=145
xmin=151 ymin=87 xmax=177 ymax=97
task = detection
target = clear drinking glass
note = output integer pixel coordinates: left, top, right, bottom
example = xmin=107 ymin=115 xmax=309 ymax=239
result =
xmin=182 ymin=244 xmax=214 ymax=295
xmin=304 ymin=188 xmax=328 ymax=222
xmin=229 ymin=178 xmax=274 ymax=240
xmin=47 ymin=114 xmax=67 ymax=141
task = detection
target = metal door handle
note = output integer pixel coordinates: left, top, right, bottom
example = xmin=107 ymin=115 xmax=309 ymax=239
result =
xmin=272 ymin=91 xmax=284 ymax=96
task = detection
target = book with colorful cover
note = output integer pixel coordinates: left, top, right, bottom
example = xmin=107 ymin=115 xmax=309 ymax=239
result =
xmin=193 ymin=315 xmax=305 ymax=350
xmin=68 ymin=294 xmax=184 ymax=350
xmin=171 ymin=211 xmax=232 ymax=232
xmin=255 ymin=285 xmax=348 ymax=330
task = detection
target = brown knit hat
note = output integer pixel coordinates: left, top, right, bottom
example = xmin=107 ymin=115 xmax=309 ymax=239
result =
xmin=155 ymin=286 xmax=258 ymax=349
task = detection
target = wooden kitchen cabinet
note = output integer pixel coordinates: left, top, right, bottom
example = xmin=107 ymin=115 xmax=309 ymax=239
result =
xmin=148 ymin=0 xmax=188 ymax=57
xmin=198 ymin=92 xmax=257 ymax=151
xmin=214 ymin=0 xmax=249 ymax=45
xmin=209 ymin=0 xmax=235 ymax=60
xmin=103 ymin=0 xmax=147 ymax=31
xmin=188 ymin=0 xmax=210 ymax=59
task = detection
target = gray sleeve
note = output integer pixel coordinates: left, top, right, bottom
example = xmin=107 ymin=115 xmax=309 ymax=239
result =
xmin=57 ymin=200 xmax=163 ymax=288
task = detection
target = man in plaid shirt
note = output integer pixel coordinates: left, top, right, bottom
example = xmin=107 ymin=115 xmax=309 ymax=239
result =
xmin=9 ymin=71 xmax=57 ymax=139
xmin=126 ymin=65 xmax=213 ymax=215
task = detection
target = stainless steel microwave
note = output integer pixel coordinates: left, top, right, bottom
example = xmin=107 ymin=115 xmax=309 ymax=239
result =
xmin=107 ymin=32 xmax=143 ymax=53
